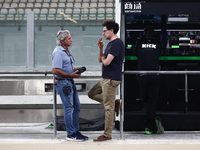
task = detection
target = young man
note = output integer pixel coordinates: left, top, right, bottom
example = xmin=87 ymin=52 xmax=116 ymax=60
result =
xmin=52 ymin=30 xmax=88 ymax=141
xmin=135 ymin=26 xmax=164 ymax=135
xmin=88 ymin=20 xmax=125 ymax=142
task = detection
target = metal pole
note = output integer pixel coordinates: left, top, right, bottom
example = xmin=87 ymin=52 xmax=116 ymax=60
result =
xmin=27 ymin=11 xmax=35 ymax=70
xmin=185 ymin=69 xmax=188 ymax=113
xmin=53 ymin=75 xmax=57 ymax=139
xmin=120 ymin=73 xmax=124 ymax=140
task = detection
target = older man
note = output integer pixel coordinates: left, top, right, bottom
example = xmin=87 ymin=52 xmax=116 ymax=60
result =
xmin=52 ymin=30 xmax=88 ymax=141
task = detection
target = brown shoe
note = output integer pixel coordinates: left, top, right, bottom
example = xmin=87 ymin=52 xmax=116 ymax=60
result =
xmin=93 ymin=135 xmax=112 ymax=142
xmin=115 ymin=99 xmax=121 ymax=117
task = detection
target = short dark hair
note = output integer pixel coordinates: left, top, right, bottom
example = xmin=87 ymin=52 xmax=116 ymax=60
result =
xmin=102 ymin=20 xmax=119 ymax=34
xmin=144 ymin=26 xmax=154 ymax=37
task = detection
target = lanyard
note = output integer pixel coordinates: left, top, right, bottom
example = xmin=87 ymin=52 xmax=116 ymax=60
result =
xmin=65 ymin=49 xmax=71 ymax=56
xmin=64 ymin=49 xmax=75 ymax=69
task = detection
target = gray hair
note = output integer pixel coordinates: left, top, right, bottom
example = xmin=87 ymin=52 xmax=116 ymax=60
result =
xmin=56 ymin=30 xmax=70 ymax=45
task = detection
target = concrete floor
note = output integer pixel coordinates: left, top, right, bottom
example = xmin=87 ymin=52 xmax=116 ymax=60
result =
xmin=0 ymin=123 xmax=200 ymax=150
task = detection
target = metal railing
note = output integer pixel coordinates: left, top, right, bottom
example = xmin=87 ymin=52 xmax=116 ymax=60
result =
xmin=1 ymin=70 xmax=200 ymax=139
xmin=0 ymin=71 xmax=52 ymax=74
xmin=0 ymin=71 xmax=58 ymax=138
xmin=53 ymin=75 xmax=57 ymax=139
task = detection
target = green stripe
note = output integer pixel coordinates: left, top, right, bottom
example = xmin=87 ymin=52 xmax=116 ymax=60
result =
xmin=125 ymin=56 xmax=138 ymax=60
xmin=171 ymin=45 xmax=179 ymax=48
xmin=125 ymin=56 xmax=200 ymax=60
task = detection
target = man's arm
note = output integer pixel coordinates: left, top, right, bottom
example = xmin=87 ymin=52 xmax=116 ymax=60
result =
xmin=52 ymin=68 xmax=81 ymax=78
xmin=98 ymin=48 xmax=104 ymax=63
xmin=97 ymin=37 xmax=115 ymax=65
xmin=101 ymin=54 xmax=114 ymax=66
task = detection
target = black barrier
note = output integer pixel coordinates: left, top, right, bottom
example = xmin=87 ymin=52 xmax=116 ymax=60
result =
xmin=120 ymin=70 xmax=200 ymax=139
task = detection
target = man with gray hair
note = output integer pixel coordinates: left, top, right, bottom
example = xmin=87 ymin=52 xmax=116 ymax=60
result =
xmin=52 ymin=30 xmax=88 ymax=141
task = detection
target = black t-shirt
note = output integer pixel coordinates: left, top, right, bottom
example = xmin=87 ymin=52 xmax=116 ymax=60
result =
xmin=102 ymin=38 xmax=125 ymax=81
xmin=135 ymin=36 xmax=161 ymax=71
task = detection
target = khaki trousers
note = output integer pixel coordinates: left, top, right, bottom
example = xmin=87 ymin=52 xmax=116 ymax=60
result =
xmin=88 ymin=78 xmax=121 ymax=137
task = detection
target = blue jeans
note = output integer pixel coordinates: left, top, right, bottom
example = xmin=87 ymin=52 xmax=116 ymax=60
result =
xmin=55 ymin=79 xmax=80 ymax=136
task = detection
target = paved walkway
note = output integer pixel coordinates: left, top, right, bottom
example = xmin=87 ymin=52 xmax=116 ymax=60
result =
xmin=0 ymin=123 xmax=200 ymax=150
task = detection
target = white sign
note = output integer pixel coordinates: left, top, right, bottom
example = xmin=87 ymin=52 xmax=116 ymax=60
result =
xmin=124 ymin=1 xmax=142 ymax=13
xmin=142 ymin=44 xmax=157 ymax=49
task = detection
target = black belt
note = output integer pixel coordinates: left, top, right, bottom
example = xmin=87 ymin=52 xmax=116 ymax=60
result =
xmin=55 ymin=77 xmax=74 ymax=82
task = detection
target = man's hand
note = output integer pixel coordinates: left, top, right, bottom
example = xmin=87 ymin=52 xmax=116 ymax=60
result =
xmin=71 ymin=70 xmax=81 ymax=78
xmin=97 ymin=38 xmax=104 ymax=49
xmin=98 ymin=38 xmax=104 ymax=63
